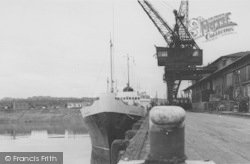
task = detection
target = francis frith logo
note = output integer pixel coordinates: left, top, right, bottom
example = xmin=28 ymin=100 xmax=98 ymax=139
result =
xmin=189 ymin=12 xmax=237 ymax=41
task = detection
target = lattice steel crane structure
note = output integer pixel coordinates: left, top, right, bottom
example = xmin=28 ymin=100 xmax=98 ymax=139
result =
xmin=138 ymin=0 xmax=214 ymax=104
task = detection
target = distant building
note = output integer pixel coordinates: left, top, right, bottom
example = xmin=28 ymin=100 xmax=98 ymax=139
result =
xmin=66 ymin=102 xmax=85 ymax=109
xmin=0 ymin=102 xmax=13 ymax=109
xmin=184 ymin=52 xmax=250 ymax=112
xmin=13 ymin=102 xmax=31 ymax=110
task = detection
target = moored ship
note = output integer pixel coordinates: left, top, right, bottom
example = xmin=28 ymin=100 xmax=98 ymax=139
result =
xmin=80 ymin=40 xmax=145 ymax=164
xmin=80 ymin=92 xmax=145 ymax=164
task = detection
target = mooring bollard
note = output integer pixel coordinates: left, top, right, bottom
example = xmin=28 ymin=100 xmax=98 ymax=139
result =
xmin=146 ymin=106 xmax=186 ymax=164
xmin=118 ymin=106 xmax=216 ymax=164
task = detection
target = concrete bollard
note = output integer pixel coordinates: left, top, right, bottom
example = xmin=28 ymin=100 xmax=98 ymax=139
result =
xmin=146 ymin=106 xmax=186 ymax=164
xmin=118 ymin=105 xmax=216 ymax=164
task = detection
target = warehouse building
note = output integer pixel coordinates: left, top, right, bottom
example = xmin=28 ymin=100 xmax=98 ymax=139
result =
xmin=184 ymin=51 xmax=250 ymax=112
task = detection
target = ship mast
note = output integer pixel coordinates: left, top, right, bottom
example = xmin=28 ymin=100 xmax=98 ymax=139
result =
xmin=127 ymin=54 xmax=130 ymax=88
xmin=110 ymin=38 xmax=114 ymax=93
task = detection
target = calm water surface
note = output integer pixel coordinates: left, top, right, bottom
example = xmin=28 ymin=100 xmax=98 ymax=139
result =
xmin=0 ymin=122 xmax=91 ymax=164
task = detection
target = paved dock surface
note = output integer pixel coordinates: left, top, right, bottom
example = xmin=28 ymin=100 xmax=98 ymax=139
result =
xmin=185 ymin=112 xmax=250 ymax=164
xmin=124 ymin=112 xmax=250 ymax=164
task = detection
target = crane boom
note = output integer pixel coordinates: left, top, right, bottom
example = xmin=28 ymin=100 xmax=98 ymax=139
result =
xmin=178 ymin=0 xmax=189 ymax=39
xmin=138 ymin=0 xmax=175 ymax=47
xmin=138 ymin=0 xmax=199 ymax=49
xmin=173 ymin=10 xmax=199 ymax=49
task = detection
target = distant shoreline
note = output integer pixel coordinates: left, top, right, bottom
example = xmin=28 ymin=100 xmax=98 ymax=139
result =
xmin=0 ymin=108 xmax=84 ymax=123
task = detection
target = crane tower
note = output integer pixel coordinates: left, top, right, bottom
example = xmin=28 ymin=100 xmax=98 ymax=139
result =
xmin=138 ymin=0 xmax=214 ymax=104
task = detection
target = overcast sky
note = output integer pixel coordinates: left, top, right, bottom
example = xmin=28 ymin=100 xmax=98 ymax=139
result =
xmin=0 ymin=0 xmax=249 ymax=98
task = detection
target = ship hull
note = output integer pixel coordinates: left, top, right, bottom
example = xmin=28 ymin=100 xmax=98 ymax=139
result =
xmin=83 ymin=112 xmax=141 ymax=164
xmin=80 ymin=93 xmax=145 ymax=164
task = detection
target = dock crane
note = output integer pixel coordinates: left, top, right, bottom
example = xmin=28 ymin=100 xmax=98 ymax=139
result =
xmin=138 ymin=0 xmax=198 ymax=49
xmin=138 ymin=0 xmax=208 ymax=104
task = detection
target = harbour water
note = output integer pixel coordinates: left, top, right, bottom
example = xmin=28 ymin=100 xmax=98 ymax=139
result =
xmin=0 ymin=121 xmax=92 ymax=164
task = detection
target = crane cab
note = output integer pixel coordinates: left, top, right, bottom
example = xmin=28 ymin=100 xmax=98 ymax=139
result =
xmin=156 ymin=47 xmax=203 ymax=67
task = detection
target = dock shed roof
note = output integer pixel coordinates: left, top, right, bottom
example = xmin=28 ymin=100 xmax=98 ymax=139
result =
xmin=184 ymin=52 xmax=250 ymax=92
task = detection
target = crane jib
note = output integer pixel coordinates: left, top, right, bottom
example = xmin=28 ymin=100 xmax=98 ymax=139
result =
xmin=138 ymin=0 xmax=200 ymax=49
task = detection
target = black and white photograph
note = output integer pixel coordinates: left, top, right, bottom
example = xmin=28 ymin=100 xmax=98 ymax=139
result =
xmin=0 ymin=0 xmax=249 ymax=164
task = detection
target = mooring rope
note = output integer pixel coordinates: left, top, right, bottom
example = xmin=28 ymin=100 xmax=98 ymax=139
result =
xmin=92 ymin=145 xmax=110 ymax=151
